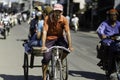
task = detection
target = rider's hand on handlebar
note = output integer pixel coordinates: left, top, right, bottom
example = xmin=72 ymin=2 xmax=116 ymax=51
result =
xmin=68 ymin=46 xmax=74 ymax=52
xmin=101 ymin=35 xmax=107 ymax=39
xmin=111 ymin=36 xmax=115 ymax=40
xmin=41 ymin=46 xmax=47 ymax=53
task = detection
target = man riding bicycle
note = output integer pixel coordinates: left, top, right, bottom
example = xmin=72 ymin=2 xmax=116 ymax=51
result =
xmin=96 ymin=9 xmax=120 ymax=76
xmin=41 ymin=3 xmax=73 ymax=80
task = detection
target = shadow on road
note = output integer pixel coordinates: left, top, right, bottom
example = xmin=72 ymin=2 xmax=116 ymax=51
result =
xmin=0 ymin=74 xmax=42 ymax=80
xmin=69 ymin=70 xmax=106 ymax=80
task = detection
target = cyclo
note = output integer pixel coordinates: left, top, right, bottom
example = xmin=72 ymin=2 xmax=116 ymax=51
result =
xmin=97 ymin=34 xmax=120 ymax=80
xmin=23 ymin=43 xmax=70 ymax=80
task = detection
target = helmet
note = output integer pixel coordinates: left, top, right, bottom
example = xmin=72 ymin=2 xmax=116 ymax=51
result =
xmin=107 ymin=9 xmax=119 ymax=15
xmin=43 ymin=6 xmax=53 ymax=15
xmin=73 ymin=14 xmax=76 ymax=17
xmin=53 ymin=3 xmax=63 ymax=11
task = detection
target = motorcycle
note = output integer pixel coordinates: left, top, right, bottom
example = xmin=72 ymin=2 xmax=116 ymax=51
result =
xmin=97 ymin=34 xmax=120 ymax=80
xmin=0 ymin=23 xmax=7 ymax=39
xmin=3 ymin=21 xmax=10 ymax=35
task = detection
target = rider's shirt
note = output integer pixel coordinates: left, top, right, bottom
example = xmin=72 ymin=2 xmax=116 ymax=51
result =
xmin=2 ymin=16 xmax=10 ymax=25
xmin=97 ymin=20 xmax=120 ymax=37
xmin=37 ymin=20 xmax=44 ymax=32
xmin=71 ymin=16 xmax=79 ymax=25
xmin=43 ymin=14 xmax=70 ymax=40
xmin=96 ymin=20 xmax=120 ymax=46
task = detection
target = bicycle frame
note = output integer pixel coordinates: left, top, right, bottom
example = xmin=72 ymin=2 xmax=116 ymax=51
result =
xmin=46 ymin=46 xmax=70 ymax=80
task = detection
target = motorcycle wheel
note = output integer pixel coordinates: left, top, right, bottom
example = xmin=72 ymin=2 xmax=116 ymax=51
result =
xmin=3 ymin=29 xmax=6 ymax=39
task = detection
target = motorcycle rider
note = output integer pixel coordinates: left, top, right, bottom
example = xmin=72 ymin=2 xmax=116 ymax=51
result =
xmin=96 ymin=9 xmax=120 ymax=76
xmin=1 ymin=13 xmax=11 ymax=35
xmin=71 ymin=14 xmax=79 ymax=32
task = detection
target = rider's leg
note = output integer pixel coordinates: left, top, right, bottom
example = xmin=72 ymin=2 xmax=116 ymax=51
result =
xmin=42 ymin=53 xmax=51 ymax=80
xmin=60 ymin=52 xmax=68 ymax=62
xmin=96 ymin=43 xmax=102 ymax=59
xmin=97 ymin=43 xmax=109 ymax=68
xmin=107 ymin=47 xmax=115 ymax=76
xmin=42 ymin=40 xmax=55 ymax=80
xmin=42 ymin=63 xmax=48 ymax=80
xmin=96 ymin=43 xmax=104 ymax=66
xmin=74 ymin=24 xmax=78 ymax=32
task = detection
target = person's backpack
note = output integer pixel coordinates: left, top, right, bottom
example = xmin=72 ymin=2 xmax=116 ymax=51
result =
xmin=29 ymin=18 xmax=38 ymax=38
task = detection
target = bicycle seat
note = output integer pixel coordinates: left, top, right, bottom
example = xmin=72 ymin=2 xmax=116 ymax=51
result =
xmin=32 ymin=47 xmax=43 ymax=56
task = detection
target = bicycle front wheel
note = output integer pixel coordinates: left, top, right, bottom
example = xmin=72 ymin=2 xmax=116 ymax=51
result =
xmin=62 ymin=58 xmax=68 ymax=80
xmin=46 ymin=60 xmax=52 ymax=80
xmin=53 ymin=59 xmax=62 ymax=80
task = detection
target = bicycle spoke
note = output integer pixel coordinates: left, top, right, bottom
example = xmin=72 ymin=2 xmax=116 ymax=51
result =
xmin=46 ymin=60 xmax=52 ymax=80
xmin=54 ymin=60 xmax=62 ymax=80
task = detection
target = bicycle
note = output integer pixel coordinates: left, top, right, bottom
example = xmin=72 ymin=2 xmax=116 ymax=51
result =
xmin=45 ymin=46 xmax=70 ymax=80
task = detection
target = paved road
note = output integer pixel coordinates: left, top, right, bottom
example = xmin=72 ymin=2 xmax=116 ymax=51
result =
xmin=0 ymin=22 xmax=106 ymax=80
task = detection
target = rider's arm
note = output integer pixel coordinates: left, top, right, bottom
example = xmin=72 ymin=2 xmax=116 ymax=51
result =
xmin=42 ymin=17 xmax=48 ymax=48
xmin=96 ymin=23 xmax=107 ymax=39
xmin=64 ymin=17 xmax=73 ymax=51
xmin=37 ymin=20 xmax=44 ymax=39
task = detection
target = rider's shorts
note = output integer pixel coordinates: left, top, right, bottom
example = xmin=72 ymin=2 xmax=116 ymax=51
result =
xmin=42 ymin=37 xmax=69 ymax=64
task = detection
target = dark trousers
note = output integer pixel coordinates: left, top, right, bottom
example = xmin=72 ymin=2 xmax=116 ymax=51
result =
xmin=42 ymin=37 xmax=68 ymax=64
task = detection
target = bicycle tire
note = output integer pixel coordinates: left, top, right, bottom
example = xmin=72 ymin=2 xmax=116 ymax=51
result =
xmin=46 ymin=60 xmax=52 ymax=80
xmin=23 ymin=53 xmax=29 ymax=80
xmin=62 ymin=58 xmax=68 ymax=80
xmin=3 ymin=29 xmax=6 ymax=39
xmin=46 ymin=70 xmax=50 ymax=80
xmin=53 ymin=59 xmax=62 ymax=80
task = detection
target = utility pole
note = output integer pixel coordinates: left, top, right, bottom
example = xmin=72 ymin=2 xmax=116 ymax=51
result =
xmin=50 ymin=0 xmax=52 ymax=7
xmin=67 ymin=0 xmax=69 ymax=16
xmin=30 ymin=0 xmax=33 ymax=15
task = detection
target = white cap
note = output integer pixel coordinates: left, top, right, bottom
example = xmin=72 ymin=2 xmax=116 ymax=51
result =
xmin=5 ymin=13 xmax=8 ymax=16
xmin=73 ymin=14 xmax=76 ymax=17
xmin=53 ymin=4 xmax=63 ymax=11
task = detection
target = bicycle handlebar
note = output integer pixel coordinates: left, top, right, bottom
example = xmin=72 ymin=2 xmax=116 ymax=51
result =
xmin=46 ymin=46 xmax=70 ymax=53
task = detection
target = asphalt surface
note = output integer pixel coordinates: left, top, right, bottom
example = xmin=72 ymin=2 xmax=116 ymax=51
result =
xmin=0 ymin=22 xmax=105 ymax=80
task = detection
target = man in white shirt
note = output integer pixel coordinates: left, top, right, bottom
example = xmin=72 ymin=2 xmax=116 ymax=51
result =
xmin=71 ymin=14 xmax=79 ymax=32
xmin=1 ymin=13 xmax=11 ymax=35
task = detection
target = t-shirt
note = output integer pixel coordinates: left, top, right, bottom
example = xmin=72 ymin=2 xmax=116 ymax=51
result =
xmin=96 ymin=20 xmax=120 ymax=38
xmin=71 ymin=17 xmax=79 ymax=24
xmin=37 ymin=20 xmax=44 ymax=32
xmin=43 ymin=14 xmax=70 ymax=40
